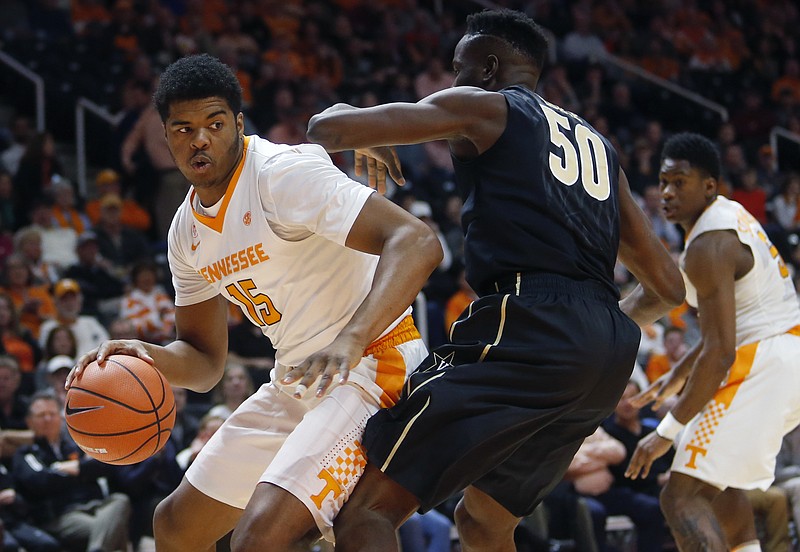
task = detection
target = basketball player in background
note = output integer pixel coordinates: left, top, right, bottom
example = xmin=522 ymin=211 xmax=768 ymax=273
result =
xmin=296 ymin=9 xmax=685 ymax=552
xmin=626 ymin=133 xmax=800 ymax=551
xmin=67 ymin=54 xmax=442 ymax=552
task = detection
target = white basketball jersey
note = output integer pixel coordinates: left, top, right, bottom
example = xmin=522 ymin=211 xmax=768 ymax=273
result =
xmin=681 ymin=196 xmax=800 ymax=346
xmin=168 ymin=136 xmax=409 ymax=367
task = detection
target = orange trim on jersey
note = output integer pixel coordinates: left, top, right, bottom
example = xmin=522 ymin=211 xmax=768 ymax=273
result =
xmin=683 ymin=340 xmax=758 ymax=470
xmin=364 ymin=316 xmax=419 ymax=356
xmin=715 ymin=340 xmax=757 ymax=408
xmin=191 ymin=136 xmax=251 ymax=233
xmin=787 ymin=325 xmax=800 ymax=337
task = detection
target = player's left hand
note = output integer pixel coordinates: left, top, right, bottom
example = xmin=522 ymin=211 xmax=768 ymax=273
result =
xmin=281 ymin=336 xmax=365 ymax=398
xmin=625 ymin=432 xmax=672 ymax=480
xmin=354 ymin=147 xmax=405 ymax=194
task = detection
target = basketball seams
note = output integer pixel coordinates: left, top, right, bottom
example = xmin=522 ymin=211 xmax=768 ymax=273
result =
xmin=107 ymin=356 xmax=167 ymax=455
xmin=65 ymin=355 xmax=175 ymax=465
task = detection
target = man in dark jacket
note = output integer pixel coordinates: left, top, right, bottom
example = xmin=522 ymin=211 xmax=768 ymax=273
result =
xmin=12 ymin=392 xmax=131 ymax=552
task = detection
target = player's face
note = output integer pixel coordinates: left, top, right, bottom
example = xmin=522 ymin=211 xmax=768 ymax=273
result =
xmin=164 ymin=97 xmax=244 ymax=201
xmin=452 ymin=36 xmax=486 ymax=89
xmin=659 ymin=157 xmax=714 ymax=228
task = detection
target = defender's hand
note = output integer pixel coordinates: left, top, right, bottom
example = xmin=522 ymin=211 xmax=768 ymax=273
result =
xmin=354 ymin=147 xmax=405 ymax=194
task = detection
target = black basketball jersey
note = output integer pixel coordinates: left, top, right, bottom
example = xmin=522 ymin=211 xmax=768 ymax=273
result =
xmin=452 ymin=85 xmax=621 ymax=297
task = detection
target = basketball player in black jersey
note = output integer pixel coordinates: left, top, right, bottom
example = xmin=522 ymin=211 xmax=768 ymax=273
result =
xmin=233 ymin=9 xmax=685 ymax=552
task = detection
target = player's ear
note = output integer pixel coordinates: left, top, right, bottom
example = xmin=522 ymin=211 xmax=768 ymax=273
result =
xmin=704 ymin=176 xmax=718 ymax=199
xmin=484 ymin=54 xmax=499 ymax=83
xmin=236 ymin=112 xmax=245 ymax=137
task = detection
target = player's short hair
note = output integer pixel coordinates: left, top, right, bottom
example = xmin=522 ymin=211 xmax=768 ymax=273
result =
xmin=466 ymin=9 xmax=548 ymax=70
xmin=661 ymin=132 xmax=721 ymax=181
xmin=154 ymin=54 xmax=243 ymax=122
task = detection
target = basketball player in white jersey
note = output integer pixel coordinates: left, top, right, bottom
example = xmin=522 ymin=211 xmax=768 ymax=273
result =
xmin=626 ymin=133 xmax=800 ymax=551
xmin=67 ymin=54 xmax=442 ymax=551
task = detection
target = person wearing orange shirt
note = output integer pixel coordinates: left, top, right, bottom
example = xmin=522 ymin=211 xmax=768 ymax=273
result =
xmin=0 ymin=253 xmax=56 ymax=340
xmin=85 ymin=169 xmax=152 ymax=233
xmin=645 ymin=326 xmax=687 ymax=383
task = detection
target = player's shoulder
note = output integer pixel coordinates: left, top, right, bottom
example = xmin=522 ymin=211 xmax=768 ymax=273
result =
xmin=247 ymin=135 xmax=332 ymax=168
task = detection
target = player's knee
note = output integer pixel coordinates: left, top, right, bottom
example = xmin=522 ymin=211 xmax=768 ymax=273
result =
xmin=659 ymin=481 xmax=684 ymax=522
xmin=153 ymin=494 xmax=185 ymax=543
xmin=454 ymin=496 xmax=516 ymax=548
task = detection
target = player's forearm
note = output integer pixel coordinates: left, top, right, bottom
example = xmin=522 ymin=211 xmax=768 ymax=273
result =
xmin=619 ymin=283 xmax=681 ymax=326
xmin=146 ymin=340 xmax=226 ymax=393
xmin=307 ymin=104 xmax=360 ymax=152
xmin=341 ymin=224 xmax=443 ymax=350
xmin=669 ymin=348 xmax=733 ymax=424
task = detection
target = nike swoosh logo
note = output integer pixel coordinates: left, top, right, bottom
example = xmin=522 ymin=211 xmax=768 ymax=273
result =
xmin=65 ymin=404 xmax=104 ymax=416
xmin=191 ymin=241 xmax=201 ymax=251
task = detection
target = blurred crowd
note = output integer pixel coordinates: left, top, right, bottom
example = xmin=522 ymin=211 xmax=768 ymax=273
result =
xmin=0 ymin=0 xmax=799 ymax=551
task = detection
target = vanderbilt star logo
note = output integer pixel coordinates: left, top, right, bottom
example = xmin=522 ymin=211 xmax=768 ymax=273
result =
xmin=432 ymin=351 xmax=455 ymax=371
xmin=65 ymin=402 xmax=104 ymax=416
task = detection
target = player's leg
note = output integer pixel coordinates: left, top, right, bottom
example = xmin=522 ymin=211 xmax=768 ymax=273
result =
xmin=711 ymin=488 xmax=759 ymax=549
xmin=230 ymin=482 xmax=320 ymax=552
xmin=333 ymin=463 xmax=420 ymax=552
xmin=454 ymin=485 xmax=520 ymax=552
xmin=660 ymin=472 xmax=727 ymax=551
xmin=153 ymin=479 xmax=243 ymax=552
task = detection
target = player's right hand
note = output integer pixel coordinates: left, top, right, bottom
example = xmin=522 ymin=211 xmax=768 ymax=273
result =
xmin=66 ymin=340 xmax=155 ymax=389
xmin=355 ymin=147 xmax=405 ymax=194
xmin=630 ymin=370 xmax=686 ymax=411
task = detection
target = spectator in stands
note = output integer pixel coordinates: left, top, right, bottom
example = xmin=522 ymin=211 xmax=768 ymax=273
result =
xmin=49 ymin=179 xmax=90 ymax=236
xmin=42 ymin=355 xmax=72 ymax=406
xmin=602 ymin=380 xmax=670 ymax=552
xmin=13 ymin=227 xmax=58 ymax=287
xmin=175 ymin=413 xmax=226 ymax=471
xmin=0 ymin=356 xmax=33 ymax=461
xmin=63 ymin=231 xmax=125 ymax=322
xmin=21 ymin=198 xmax=79 ymax=274
xmin=771 ymin=58 xmax=800 ymax=104
xmin=37 ymin=279 xmax=109 ymax=358
xmin=548 ymin=426 xmax=626 ymax=552
xmin=640 ymin=184 xmax=682 ymax=252
xmin=170 ymin=385 xmax=199 ymax=452
xmin=207 ymin=362 xmax=254 ymax=420
xmin=0 ymin=460 xmax=61 ymax=552
xmin=732 ymin=168 xmax=769 ymax=224
xmin=645 ymin=326 xmax=687 ymax=383
xmin=768 ymin=173 xmax=800 ymax=233
xmin=398 ymin=510 xmax=454 ymax=552
xmin=444 ymin=264 xmax=476 ymax=335
xmin=13 ymin=132 xmax=65 ymax=228
xmin=0 ymin=292 xmax=40 ymax=396
xmin=92 ymin=194 xmax=150 ymax=276
xmin=0 ymin=115 xmax=32 ymax=179
xmin=106 ymin=317 xmax=135 ymax=341
xmin=121 ymin=100 xmax=188 ymax=240
xmin=115 ymin=437 xmax=182 ymax=550
xmin=12 ymin=392 xmax=131 ymax=552
xmin=119 ymin=259 xmax=175 ymax=345
xmin=1 ymin=253 xmax=56 ymax=340
xmin=86 ymin=169 xmax=151 ymax=234
xmin=560 ymin=5 xmax=607 ymax=64
xmin=0 ymin=170 xmax=17 ymax=243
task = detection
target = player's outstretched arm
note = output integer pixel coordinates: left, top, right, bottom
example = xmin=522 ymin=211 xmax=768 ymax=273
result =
xmin=307 ymin=87 xmax=507 ymax=157
xmin=617 ymin=169 xmax=685 ymax=325
xmin=68 ymin=295 xmax=229 ymax=393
